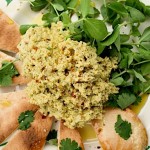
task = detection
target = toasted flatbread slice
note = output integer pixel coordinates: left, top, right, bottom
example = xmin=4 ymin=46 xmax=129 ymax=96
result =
xmin=0 ymin=90 xmax=38 ymax=143
xmin=0 ymin=51 xmax=30 ymax=85
xmin=58 ymin=121 xmax=84 ymax=150
xmin=3 ymin=112 xmax=53 ymax=150
xmin=91 ymin=108 xmax=148 ymax=150
xmin=0 ymin=10 xmax=20 ymax=53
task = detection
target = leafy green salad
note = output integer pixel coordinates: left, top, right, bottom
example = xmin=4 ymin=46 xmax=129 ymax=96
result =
xmin=4 ymin=0 xmax=150 ymax=109
xmin=1 ymin=0 xmax=150 ymax=149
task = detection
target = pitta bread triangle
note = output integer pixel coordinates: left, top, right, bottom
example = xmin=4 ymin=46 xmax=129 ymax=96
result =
xmin=3 ymin=112 xmax=53 ymax=150
xmin=0 ymin=10 xmax=21 ymax=53
xmin=0 ymin=90 xmax=38 ymax=143
xmin=0 ymin=51 xmax=30 ymax=85
xmin=58 ymin=121 xmax=85 ymax=150
xmin=91 ymin=108 xmax=148 ymax=150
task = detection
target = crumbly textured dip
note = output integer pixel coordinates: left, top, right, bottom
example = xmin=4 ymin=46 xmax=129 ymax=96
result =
xmin=18 ymin=22 xmax=118 ymax=128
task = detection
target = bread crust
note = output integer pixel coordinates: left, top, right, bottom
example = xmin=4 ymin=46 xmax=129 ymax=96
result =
xmin=0 ymin=91 xmax=38 ymax=143
xmin=58 ymin=120 xmax=85 ymax=150
xmin=0 ymin=10 xmax=20 ymax=53
xmin=0 ymin=51 xmax=30 ymax=85
xmin=3 ymin=112 xmax=53 ymax=150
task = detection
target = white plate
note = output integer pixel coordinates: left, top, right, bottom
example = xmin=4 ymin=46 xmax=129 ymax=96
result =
xmin=0 ymin=0 xmax=150 ymax=149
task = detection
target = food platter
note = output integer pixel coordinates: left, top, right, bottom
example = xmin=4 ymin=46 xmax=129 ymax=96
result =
xmin=0 ymin=0 xmax=150 ymax=150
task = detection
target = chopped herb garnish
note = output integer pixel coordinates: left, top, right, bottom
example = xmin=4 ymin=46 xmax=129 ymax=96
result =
xmin=115 ymin=115 xmax=132 ymax=140
xmin=60 ymin=138 xmax=82 ymax=150
xmin=0 ymin=61 xmax=19 ymax=86
xmin=117 ymin=93 xmax=136 ymax=109
xmin=18 ymin=110 xmax=34 ymax=130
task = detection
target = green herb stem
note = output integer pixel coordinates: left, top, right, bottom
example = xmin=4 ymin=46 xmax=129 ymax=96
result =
xmin=132 ymin=60 xmax=150 ymax=66
xmin=113 ymin=70 xmax=127 ymax=79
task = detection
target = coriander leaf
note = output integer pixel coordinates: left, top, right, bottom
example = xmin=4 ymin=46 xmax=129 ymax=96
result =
xmin=133 ymin=70 xmax=146 ymax=82
xmin=30 ymin=0 xmax=48 ymax=12
xmin=132 ymin=95 xmax=141 ymax=106
xmin=88 ymin=7 xmax=100 ymax=18
xmin=110 ymin=77 xmax=124 ymax=86
xmin=0 ymin=61 xmax=19 ymax=86
xmin=53 ymin=0 xmax=67 ymax=10
xmin=60 ymin=138 xmax=82 ymax=150
xmin=104 ymin=98 xmax=119 ymax=108
xmin=133 ymin=48 xmax=150 ymax=61
xmin=61 ymin=12 xmax=71 ymax=25
xmin=140 ymin=41 xmax=150 ymax=50
xmin=140 ymin=26 xmax=150 ymax=42
xmin=101 ymin=25 xmax=120 ymax=46
xmin=107 ymin=2 xmax=128 ymax=17
xmin=141 ymin=62 xmax=150 ymax=75
xmin=114 ymin=34 xmax=120 ymax=51
xmin=127 ymin=6 xmax=145 ymax=23
xmin=6 ymin=0 xmax=12 ymax=5
xmin=83 ymin=18 xmax=108 ymax=41
xmin=18 ymin=110 xmax=34 ymax=130
xmin=97 ymin=42 xmax=105 ymax=55
xmin=139 ymin=80 xmax=150 ymax=94
xmin=80 ymin=0 xmax=90 ymax=18
xmin=115 ymin=115 xmax=132 ymax=140
xmin=117 ymin=93 xmax=136 ymax=109
xmin=46 ymin=130 xmax=57 ymax=141
xmin=112 ymin=15 xmax=121 ymax=28
xmin=20 ymin=24 xmax=37 ymax=35
xmin=100 ymin=4 xmax=108 ymax=20
xmin=67 ymin=0 xmax=78 ymax=9
xmin=144 ymin=6 xmax=150 ymax=16
xmin=131 ymin=25 xmax=141 ymax=37
xmin=53 ymin=3 xmax=64 ymax=11
xmin=119 ymin=55 xmax=128 ymax=69
xmin=127 ymin=53 xmax=134 ymax=67
xmin=42 ymin=13 xmax=59 ymax=26
xmin=120 ymin=34 xmax=130 ymax=43
xmin=0 ymin=142 xmax=8 ymax=146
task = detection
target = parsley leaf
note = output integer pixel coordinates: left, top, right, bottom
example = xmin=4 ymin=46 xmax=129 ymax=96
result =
xmin=117 ymin=93 xmax=136 ymax=109
xmin=60 ymin=138 xmax=82 ymax=150
xmin=0 ymin=61 xmax=19 ymax=86
xmin=18 ymin=110 xmax=34 ymax=130
xmin=115 ymin=115 xmax=132 ymax=140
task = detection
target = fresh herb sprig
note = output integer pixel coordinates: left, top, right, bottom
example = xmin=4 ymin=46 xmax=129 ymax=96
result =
xmin=18 ymin=110 xmax=35 ymax=130
xmin=60 ymin=138 xmax=82 ymax=150
xmin=100 ymin=0 xmax=150 ymax=109
xmin=0 ymin=61 xmax=19 ymax=86
xmin=115 ymin=115 xmax=132 ymax=140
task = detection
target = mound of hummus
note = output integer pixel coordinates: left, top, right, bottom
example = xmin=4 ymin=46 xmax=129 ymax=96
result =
xmin=18 ymin=22 xmax=118 ymax=128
